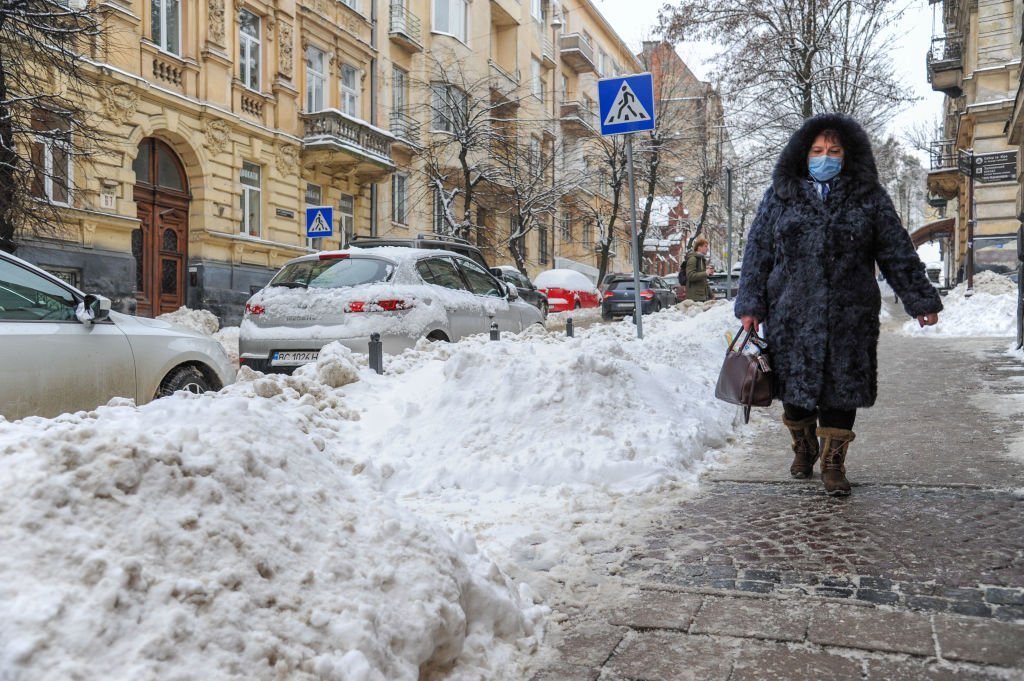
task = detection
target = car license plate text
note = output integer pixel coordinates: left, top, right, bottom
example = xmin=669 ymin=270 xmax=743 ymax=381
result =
xmin=271 ymin=350 xmax=319 ymax=366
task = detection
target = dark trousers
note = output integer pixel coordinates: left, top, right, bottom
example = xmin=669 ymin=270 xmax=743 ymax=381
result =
xmin=783 ymin=403 xmax=857 ymax=430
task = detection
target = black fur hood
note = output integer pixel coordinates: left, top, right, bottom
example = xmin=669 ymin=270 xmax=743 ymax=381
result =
xmin=772 ymin=113 xmax=879 ymax=201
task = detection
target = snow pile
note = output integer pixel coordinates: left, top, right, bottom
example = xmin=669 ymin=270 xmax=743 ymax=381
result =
xmin=0 ymin=302 xmax=741 ymax=680
xmin=0 ymin=359 xmax=543 ymax=680
xmin=901 ymin=271 xmax=1017 ymax=337
xmin=156 ymin=307 xmax=221 ymax=336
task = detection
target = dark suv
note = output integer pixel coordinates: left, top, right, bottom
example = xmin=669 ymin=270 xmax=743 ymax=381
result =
xmin=491 ymin=266 xmax=549 ymax=317
xmin=351 ymin=234 xmax=489 ymax=269
xmin=601 ymin=275 xmax=678 ymax=320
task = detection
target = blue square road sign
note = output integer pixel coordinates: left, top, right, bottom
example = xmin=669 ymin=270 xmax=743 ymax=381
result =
xmin=598 ymin=73 xmax=656 ymax=136
xmin=306 ymin=206 xmax=333 ymax=237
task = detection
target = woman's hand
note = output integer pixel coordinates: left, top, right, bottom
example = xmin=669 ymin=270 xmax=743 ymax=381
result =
xmin=917 ymin=312 xmax=938 ymax=327
xmin=740 ymin=315 xmax=760 ymax=332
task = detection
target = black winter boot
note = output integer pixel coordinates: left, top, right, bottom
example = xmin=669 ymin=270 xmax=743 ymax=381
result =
xmin=783 ymin=414 xmax=819 ymax=478
xmin=817 ymin=427 xmax=856 ymax=496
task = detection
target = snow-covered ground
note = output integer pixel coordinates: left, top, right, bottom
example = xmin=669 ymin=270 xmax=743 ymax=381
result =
xmin=1 ymin=273 xmax=1019 ymax=681
xmin=896 ymin=270 xmax=1017 ymax=338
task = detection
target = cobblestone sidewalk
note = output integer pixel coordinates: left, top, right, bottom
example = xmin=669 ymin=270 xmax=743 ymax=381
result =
xmin=533 ymin=332 xmax=1024 ymax=680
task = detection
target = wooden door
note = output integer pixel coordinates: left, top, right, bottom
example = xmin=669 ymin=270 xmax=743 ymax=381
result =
xmin=132 ymin=139 xmax=189 ymax=317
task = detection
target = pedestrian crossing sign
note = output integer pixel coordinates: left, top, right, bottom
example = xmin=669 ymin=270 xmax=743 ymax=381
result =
xmin=306 ymin=206 xmax=333 ymax=237
xmin=598 ymin=73 xmax=656 ymax=136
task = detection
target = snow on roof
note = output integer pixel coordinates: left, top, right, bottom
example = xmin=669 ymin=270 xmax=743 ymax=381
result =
xmin=533 ymin=268 xmax=598 ymax=291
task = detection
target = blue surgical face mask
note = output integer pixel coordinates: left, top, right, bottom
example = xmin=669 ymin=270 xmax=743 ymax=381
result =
xmin=808 ymin=155 xmax=843 ymax=182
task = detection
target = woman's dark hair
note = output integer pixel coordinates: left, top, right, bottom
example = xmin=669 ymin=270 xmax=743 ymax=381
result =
xmin=819 ymin=128 xmax=843 ymax=147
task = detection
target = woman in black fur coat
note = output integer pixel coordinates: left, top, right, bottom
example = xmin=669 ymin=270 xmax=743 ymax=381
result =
xmin=734 ymin=113 xmax=942 ymax=496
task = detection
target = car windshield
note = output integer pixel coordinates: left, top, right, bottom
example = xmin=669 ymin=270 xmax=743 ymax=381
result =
xmin=270 ymin=257 xmax=393 ymax=289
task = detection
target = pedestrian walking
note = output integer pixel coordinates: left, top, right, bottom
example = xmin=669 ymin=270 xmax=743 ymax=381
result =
xmin=684 ymin=237 xmax=714 ymax=302
xmin=734 ymin=113 xmax=942 ymax=496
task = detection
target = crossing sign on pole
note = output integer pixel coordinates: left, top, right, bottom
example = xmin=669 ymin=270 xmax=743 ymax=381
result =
xmin=598 ymin=73 xmax=656 ymax=136
xmin=306 ymin=206 xmax=333 ymax=238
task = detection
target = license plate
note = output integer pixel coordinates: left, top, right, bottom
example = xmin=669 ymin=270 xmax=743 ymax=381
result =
xmin=271 ymin=350 xmax=319 ymax=366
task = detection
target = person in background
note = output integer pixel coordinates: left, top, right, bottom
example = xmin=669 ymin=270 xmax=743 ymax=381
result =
xmin=684 ymin=237 xmax=714 ymax=302
xmin=734 ymin=113 xmax=941 ymax=497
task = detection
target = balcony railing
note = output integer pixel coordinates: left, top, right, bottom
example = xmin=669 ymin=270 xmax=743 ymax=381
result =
xmin=929 ymin=139 xmax=957 ymax=171
xmin=489 ymin=60 xmax=520 ymax=104
xmin=928 ymin=34 xmax=962 ymax=69
xmin=560 ymin=98 xmax=597 ymax=133
xmin=389 ymin=110 xmax=421 ymax=145
xmin=389 ymin=0 xmax=422 ymax=50
xmin=301 ymin=109 xmax=393 ymax=166
xmin=559 ymin=33 xmax=596 ymax=73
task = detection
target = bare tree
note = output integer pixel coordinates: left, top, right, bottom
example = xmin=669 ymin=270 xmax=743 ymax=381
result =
xmin=571 ymin=135 xmax=629 ymax=284
xmin=407 ymin=52 xmax=523 ymax=242
xmin=659 ymin=0 xmax=914 ymax=152
xmin=0 ymin=0 xmax=104 ymax=253
xmin=485 ymin=128 xmax=582 ymax=273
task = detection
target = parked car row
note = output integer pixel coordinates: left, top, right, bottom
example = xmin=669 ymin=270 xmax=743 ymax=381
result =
xmin=3 ymin=230 xmax=719 ymax=420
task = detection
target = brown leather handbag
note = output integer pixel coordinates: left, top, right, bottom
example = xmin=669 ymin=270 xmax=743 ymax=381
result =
xmin=714 ymin=327 xmax=776 ymax=423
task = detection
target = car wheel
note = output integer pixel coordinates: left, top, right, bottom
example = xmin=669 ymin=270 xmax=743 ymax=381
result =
xmin=653 ymin=302 xmax=662 ymax=314
xmin=157 ymin=365 xmax=211 ymax=398
xmin=601 ymin=310 xmax=613 ymax=321
xmin=426 ymin=330 xmax=450 ymax=342
xmin=574 ymin=299 xmax=582 ymax=310
xmin=540 ymin=300 xmax=548 ymax=318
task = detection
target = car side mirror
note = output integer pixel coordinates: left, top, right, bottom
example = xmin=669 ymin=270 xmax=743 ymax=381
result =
xmin=78 ymin=294 xmax=111 ymax=324
xmin=505 ymin=282 xmax=520 ymax=301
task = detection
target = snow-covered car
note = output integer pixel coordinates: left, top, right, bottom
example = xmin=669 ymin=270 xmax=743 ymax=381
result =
xmin=238 ymin=247 xmax=544 ymax=372
xmin=534 ymin=269 xmax=601 ymax=312
xmin=0 ymin=251 xmax=235 ymax=420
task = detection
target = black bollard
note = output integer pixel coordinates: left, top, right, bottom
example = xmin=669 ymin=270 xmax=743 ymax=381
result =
xmin=368 ymin=332 xmax=383 ymax=374
xmin=566 ymin=317 xmax=574 ymax=337
xmin=490 ymin=322 xmax=500 ymax=341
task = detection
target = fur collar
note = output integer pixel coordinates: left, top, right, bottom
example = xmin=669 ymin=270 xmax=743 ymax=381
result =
xmin=772 ymin=113 xmax=879 ymax=201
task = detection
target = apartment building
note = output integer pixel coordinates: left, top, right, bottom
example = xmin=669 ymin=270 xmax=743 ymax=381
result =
xmin=926 ymin=0 xmax=1021 ymax=283
xmin=15 ymin=0 xmax=644 ymax=323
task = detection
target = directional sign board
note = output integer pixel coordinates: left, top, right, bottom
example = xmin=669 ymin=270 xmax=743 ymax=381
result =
xmin=598 ymin=73 xmax=656 ymax=136
xmin=306 ymin=206 xmax=333 ymax=237
xmin=975 ymin=150 xmax=1017 ymax=183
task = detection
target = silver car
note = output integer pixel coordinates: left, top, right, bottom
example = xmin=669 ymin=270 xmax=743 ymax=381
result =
xmin=238 ymin=247 xmax=544 ymax=372
xmin=0 ymin=251 xmax=235 ymax=420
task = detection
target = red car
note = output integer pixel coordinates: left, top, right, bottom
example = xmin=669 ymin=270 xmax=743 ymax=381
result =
xmin=534 ymin=269 xmax=602 ymax=312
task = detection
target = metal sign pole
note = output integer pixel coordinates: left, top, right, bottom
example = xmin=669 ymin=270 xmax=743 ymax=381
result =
xmin=967 ymin=152 xmax=975 ymax=297
xmin=725 ymin=167 xmax=733 ymax=300
xmin=625 ymin=135 xmax=644 ymax=339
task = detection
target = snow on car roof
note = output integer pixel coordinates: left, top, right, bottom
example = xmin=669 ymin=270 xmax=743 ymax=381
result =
xmin=533 ymin=269 xmax=597 ymax=291
xmin=292 ymin=246 xmax=465 ymax=264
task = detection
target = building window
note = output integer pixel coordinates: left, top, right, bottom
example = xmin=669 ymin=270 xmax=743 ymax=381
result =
xmin=339 ymin=0 xmax=357 ymax=9
xmin=531 ymin=57 xmax=543 ymax=100
xmin=432 ymin=188 xmax=447 ymax=233
xmin=240 ymin=161 xmax=261 ymax=237
xmin=392 ymin=173 xmax=408 ymax=224
xmin=152 ymin=0 xmax=181 ymax=55
xmin=561 ymin=74 xmax=569 ymax=102
xmin=341 ymin=63 xmax=359 ymax=117
xmin=339 ymin=193 xmax=355 ymax=247
xmin=529 ymin=136 xmax=541 ymax=169
xmin=531 ymin=0 xmax=542 ymax=21
xmin=305 ymin=183 xmax=323 ymax=250
xmin=239 ymin=10 xmax=261 ymax=91
xmin=560 ymin=213 xmax=572 ymax=241
xmin=430 ymin=83 xmax=467 ymax=132
xmin=30 ymin=112 xmax=72 ymax=206
xmin=305 ymin=45 xmax=326 ymax=112
xmin=512 ymin=216 xmax=526 ymax=260
xmin=582 ymin=218 xmax=592 ymax=245
xmin=539 ymin=224 xmax=548 ymax=264
xmin=392 ymin=66 xmax=407 ymax=113
xmin=433 ymin=0 xmax=467 ymax=42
